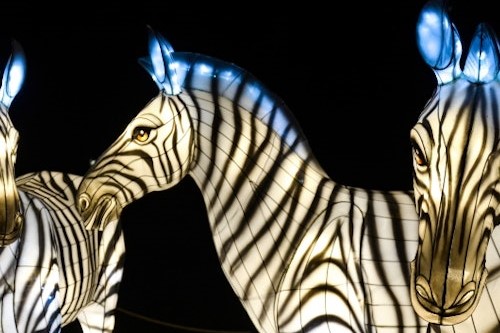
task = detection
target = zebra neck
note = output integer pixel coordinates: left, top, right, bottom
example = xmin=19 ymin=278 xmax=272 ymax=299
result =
xmin=188 ymin=104 xmax=339 ymax=330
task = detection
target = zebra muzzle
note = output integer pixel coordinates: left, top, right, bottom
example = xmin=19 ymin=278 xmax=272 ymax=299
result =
xmin=78 ymin=193 xmax=120 ymax=231
xmin=410 ymin=260 xmax=487 ymax=325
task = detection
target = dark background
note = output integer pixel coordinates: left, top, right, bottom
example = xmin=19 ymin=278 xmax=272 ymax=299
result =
xmin=0 ymin=1 xmax=498 ymax=332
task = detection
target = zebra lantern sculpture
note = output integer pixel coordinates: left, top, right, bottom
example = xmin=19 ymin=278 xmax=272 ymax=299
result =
xmin=0 ymin=43 xmax=126 ymax=333
xmin=76 ymin=23 xmax=500 ymax=333
xmin=410 ymin=0 xmax=500 ymax=326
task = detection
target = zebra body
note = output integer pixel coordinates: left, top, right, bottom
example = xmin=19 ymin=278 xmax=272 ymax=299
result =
xmin=76 ymin=22 xmax=500 ymax=332
xmin=0 ymin=43 xmax=125 ymax=332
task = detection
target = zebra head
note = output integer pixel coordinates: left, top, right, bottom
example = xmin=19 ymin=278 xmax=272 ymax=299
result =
xmin=410 ymin=0 xmax=500 ymax=325
xmin=77 ymin=28 xmax=195 ymax=230
xmin=0 ymin=41 xmax=25 ymax=246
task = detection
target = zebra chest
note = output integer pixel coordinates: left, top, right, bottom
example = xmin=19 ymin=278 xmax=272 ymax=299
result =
xmin=1 ymin=201 xmax=99 ymax=305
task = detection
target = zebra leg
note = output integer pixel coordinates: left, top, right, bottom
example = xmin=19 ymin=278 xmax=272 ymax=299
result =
xmin=77 ymin=220 xmax=125 ymax=333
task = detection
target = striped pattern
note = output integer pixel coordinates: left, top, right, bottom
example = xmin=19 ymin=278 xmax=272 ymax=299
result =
xmin=76 ymin=11 xmax=500 ymax=333
xmin=0 ymin=171 xmax=125 ymax=333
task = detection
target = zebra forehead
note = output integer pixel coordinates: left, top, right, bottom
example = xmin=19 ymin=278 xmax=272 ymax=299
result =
xmin=421 ymin=83 xmax=500 ymax=122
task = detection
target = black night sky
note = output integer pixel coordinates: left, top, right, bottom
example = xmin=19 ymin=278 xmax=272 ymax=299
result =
xmin=0 ymin=1 xmax=498 ymax=332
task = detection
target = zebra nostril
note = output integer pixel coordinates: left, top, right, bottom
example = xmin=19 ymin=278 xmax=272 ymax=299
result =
xmin=78 ymin=196 xmax=90 ymax=212
xmin=415 ymin=275 xmax=434 ymax=303
xmin=454 ymin=281 xmax=476 ymax=307
xmin=456 ymin=290 xmax=474 ymax=306
xmin=416 ymin=284 xmax=430 ymax=300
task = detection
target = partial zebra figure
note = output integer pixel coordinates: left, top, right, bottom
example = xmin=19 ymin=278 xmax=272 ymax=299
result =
xmin=0 ymin=43 xmax=125 ymax=332
xmin=409 ymin=0 xmax=500 ymax=328
xmin=0 ymin=40 xmax=25 ymax=247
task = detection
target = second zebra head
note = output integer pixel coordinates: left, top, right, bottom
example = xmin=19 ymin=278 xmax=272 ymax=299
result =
xmin=410 ymin=0 xmax=500 ymax=326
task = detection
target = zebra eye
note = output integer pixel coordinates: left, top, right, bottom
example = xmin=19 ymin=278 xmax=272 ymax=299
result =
xmin=413 ymin=145 xmax=427 ymax=166
xmin=132 ymin=127 xmax=152 ymax=143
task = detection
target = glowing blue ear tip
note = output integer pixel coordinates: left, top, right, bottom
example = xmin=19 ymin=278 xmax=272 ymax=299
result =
xmin=148 ymin=34 xmax=166 ymax=83
xmin=417 ymin=1 xmax=453 ymax=68
xmin=7 ymin=52 xmax=26 ymax=97
xmin=416 ymin=0 xmax=463 ymax=84
xmin=144 ymin=27 xmax=181 ymax=95
xmin=0 ymin=41 xmax=26 ymax=108
xmin=463 ymin=23 xmax=500 ymax=83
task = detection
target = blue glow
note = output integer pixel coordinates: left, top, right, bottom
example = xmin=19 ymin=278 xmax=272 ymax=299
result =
xmin=0 ymin=42 xmax=25 ymax=108
xmin=417 ymin=11 xmax=443 ymax=62
xmin=147 ymin=28 xmax=181 ymax=95
xmin=148 ymin=37 xmax=165 ymax=83
xmin=463 ymin=24 xmax=499 ymax=83
xmin=198 ymin=63 xmax=213 ymax=76
xmin=416 ymin=1 xmax=462 ymax=84
xmin=7 ymin=61 xmax=24 ymax=98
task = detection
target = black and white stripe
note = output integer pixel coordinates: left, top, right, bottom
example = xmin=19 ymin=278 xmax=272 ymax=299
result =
xmin=2 ymin=171 xmax=125 ymax=333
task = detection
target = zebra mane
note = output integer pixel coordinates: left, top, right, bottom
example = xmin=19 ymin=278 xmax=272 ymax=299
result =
xmin=139 ymin=28 xmax=313 ymax=160
xmin=417 ymin=0 xmax=500 ymax=84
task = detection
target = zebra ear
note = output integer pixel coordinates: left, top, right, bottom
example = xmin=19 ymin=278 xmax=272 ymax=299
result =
xmin=416 ymin=0 xmax=462 ymax=84
xmin=463 ymin=23 xmax=500 ymax=83
xmin=0 ymin=40 xmax=26 ymax=108
xmin=145 ymin=26 xmax=181 ymax=95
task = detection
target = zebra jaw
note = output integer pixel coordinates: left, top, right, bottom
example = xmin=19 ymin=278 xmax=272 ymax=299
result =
xmin=78 ymin=193 xmax=120 ymax=231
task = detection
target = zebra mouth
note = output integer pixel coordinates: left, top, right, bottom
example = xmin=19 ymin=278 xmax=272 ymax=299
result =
xmin=410 ymin=260 xmax=487 ymax=325
xmin=79 ymin=194 xmax=121 ymax=231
